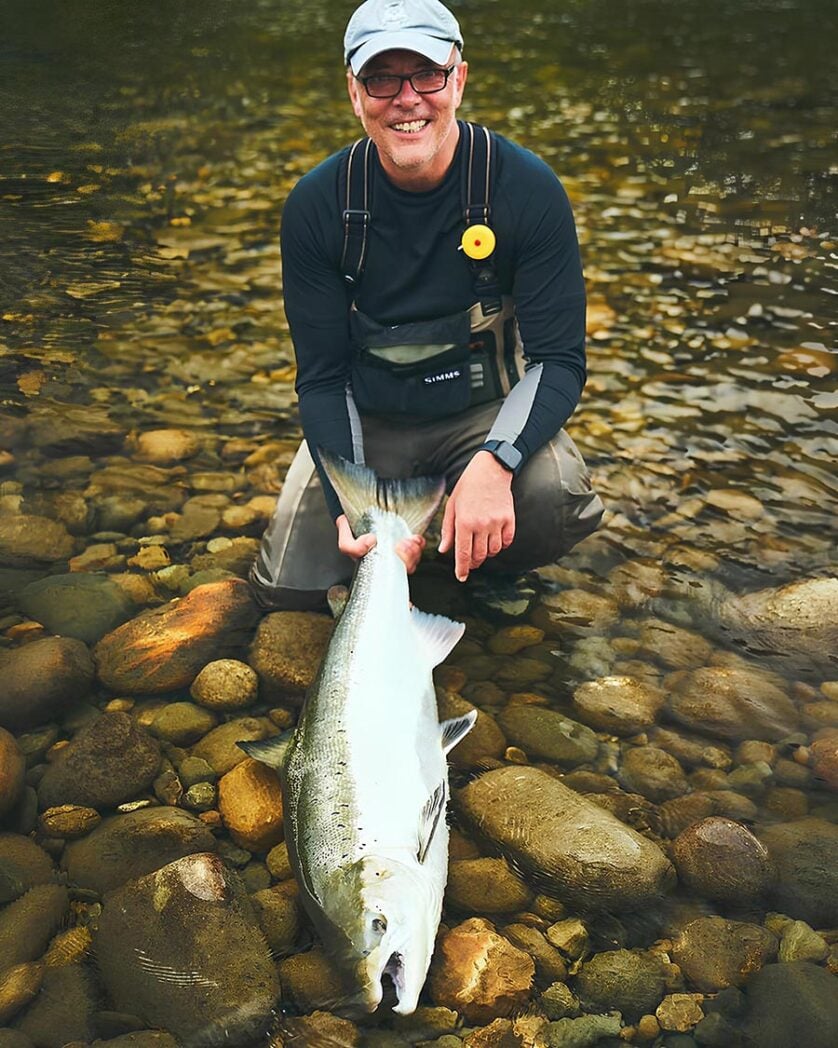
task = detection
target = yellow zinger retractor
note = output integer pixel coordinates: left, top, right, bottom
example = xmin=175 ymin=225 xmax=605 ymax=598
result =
xmin=460 ymin=224 xmax=496 ymax=260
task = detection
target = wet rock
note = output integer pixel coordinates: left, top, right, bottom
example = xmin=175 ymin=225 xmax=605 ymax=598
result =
xmin=277 ymin=1011 xmax=361 ymax=1047
xmin=0 ymin=514 xmax=74 ymax=567
xmin=635 ymin=619 xmax=714 ymax=670
xmin=90 ymin=1034 xmax=179 ymax=1047
xmin=447 ymin=858 xmax=533 ymax=914
xmin=190 ymin=716 xmax=273 ymax=775
xmin=539 ymin=981 xmax=580 ymax=1020
xmin=778 ymin=920 xmax=829 ymax=963
xmin=462 ymin=1017 xmax=520 ymax=1048
xmin=428 ymin=917 xmax=535 ymax=1024
xmin=0 ymin=963 xmax=43 ymax=1026
xmin=85 ymin=462 xmax=186 ymax=515
xmin=0 ymin=834 xmax=55 ymax=904
xmin=266 ymin=841 xmax=292 ymax=881
xmin=277 ymin=948 xmax=349 ymax=1012
xmin=539 ymin=1012 xmax=622 ymax=1047
xmin=672 ymin=817 xmax=773 ymax=905
xmin=572 ymin=676 xmax=665 ymax=735
xmin=169 ymin=500 xmax=222 ymax=543
xmin=190 ymin=659 xmax=259 ymax=711
xmin=17 ymin=574 xmax=136 ymax=646
xmin=217 ymin=757 xmax=284 ymax=852
xmin=811 ymin=730 xmax=838 ymax=791
xmin=129 ymin=428 xmax=201 ymax=465
xmin=38 ymin=712 xmax=161 ymax=810
xmin=758 ymin=818 xmax=838 ymax=925
xmin=38 ymin=805 xmax=101 ymax=839
xmin=672 ymin=917 xmax=778 ymax=992
xmin=665 ymin=666 xmax=799 ymax=742
xmin=437 ymin=691 xmax=506 ymax=769
xmin=496 ymin=707 xmax=598 ymax=767
xmin=502 ymin=924 xmax=568 ymax=985
xmin=149 ymin=702 xmax=218 ymax=746
xmin=10 ymin=964 xmax=94 ymax=1046
xmin=176 ymin=755 xmax=217 ymax=788
xmin=251 ymin=883 xmax=300 ymax=955
xmin=0 ymin=884 xmax=69 ymax=965
xmin=530 ymin=590 xmax=620 ymax=638
xmin=545 ymin=918 xmax=588 ymax=961
xmin=743 ymin=961 xmax=838 ymax=1048
xmin=488 ymin=625 xmax=545 ymax=656
xmin=656 ymin=993 xmax=704 ymax=1032
xmin=0 ymin=729 xmax=25 ymax=818
xmin=618 ymin=745 xmax=689 ymax=802
xmin=189 ymin=537 xmax=260 ymax=577
xmin=0 ymin=637 xmax=95 ymax=732
xmin=248 ymin=611 xmax=334 ymax=702
xmin=96 ymin=854 xmax=278 ymax=1043
xmin=62 ymin=807 xmax=217 ymax=894
xmin=493 ymin=657 xmax=552 ymax=688
xmin=457 ymin=767 xmax=674 ymax=912
xmin=573 ymin=949 xmax=666 ymax=1019
xmin=657 ymin=794 xmax=716 ymax=839
xmin=0 ymin=1032 xmax=34 ymax=1048
xmin=95 ymin=494 xmax=147 ymax=533
xmin=94 ymin=579 xmax=258 ymax=694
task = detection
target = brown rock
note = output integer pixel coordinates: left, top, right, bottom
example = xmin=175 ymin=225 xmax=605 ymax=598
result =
xmin=0 ymin=961 xmax=44 ymax=1025
xmin=672 ymin=916 xmax=778 ymax=991
xmin=130 ymin=428 xmax=201 ymax=464
xmin=0 ymin=637 xmax=95 ymax=732
xmin=810 ymin=730 xmax=838 ymax=791
xmin=218 ymin=758 xmax=284 ymax=852
xmin=464 ymin=1017 xmax=522 ymax=1048
xmin=277 ymin=949 xmax=350 ymax=1012
xmin=190 ymin=717 xmax=273 ymax=776
xmin=488 ymin=626 xmax=545 ymax=656
xmin=429 ymin=917 xmax=535 ymax=1024
xmin=38 ymin=805 xmax=101 ymax=839
xmin=248 ymin=610 xmax=333 ymax=701
xmin=0 ymin=727 xmax=25 ymax=817
xmin=190 ymin=659 xmax=259 ymax=711
xmin=618 ymin=745 xmax=689 ymax=802
xmin=0 ymin=513 xmax=74 ymax=566
xmin=666 ymin=666 xmax=799 ymax=742
xmin=656 ymin=993 xmax=704 ymax=1032
xmin=446 ymin=858 xmax=533 ymax=914
xmin=572 ymin=676 xmax=666 ymax=735
xmin=502 ymin=923 xmax=568 ymax=985
xmin=672 ymin=816 xmax=773 ymax=905
xmin=94 ymin=579 xmax=258 ymax=694
xmin=530 ymin=590 xmax=619 ymax=638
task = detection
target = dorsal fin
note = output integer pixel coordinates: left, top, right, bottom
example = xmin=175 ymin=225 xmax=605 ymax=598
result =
xmin=410 ymin=607 xmax=465 ymax=668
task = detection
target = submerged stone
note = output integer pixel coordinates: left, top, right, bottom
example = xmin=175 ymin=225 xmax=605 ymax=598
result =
xmin=0 ymin=637 xmax=95 ymax=732
xmin=18 ymin=572 xmax=136 ymax=645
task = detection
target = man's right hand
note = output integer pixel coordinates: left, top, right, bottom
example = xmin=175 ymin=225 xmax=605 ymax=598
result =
xmin=336 ymin=514 xmax=425 ymax=573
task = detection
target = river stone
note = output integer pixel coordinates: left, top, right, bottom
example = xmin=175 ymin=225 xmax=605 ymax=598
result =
xmin=0 ymin=834 xmax=55 ymax=904
xmin=0 ymin=884 xmax=69 ymax=966
xmin=0 ymin=514 xmax=74 ymax=567
xmin=496 ymin=707 xmax=598 ymax=767
xmin=0 ymin=962 xmax=43 ymax=1027
xmin=251 ymin=883 xmax=300 ymax=955
xmin=719 ymin=576 xmax=838 ymax=679
xmin=130 ymin=428 xmax=201 ymax=465
xmin=91 ymin=1034 xmax=179 ymax=1047
xmin=502 ymin=924 xmax=568 ymax=985
xmin=665 ymin=666 xmax=799 ymax=742
xmin=94 ymin=579 xmax=258 ymax=694
xmin=11 ymin=964 xmax=94 ymax=1046
xmin=0 ymin=729 xmax=25 ymax=818
xmin=96 ymin=854 xmax=279 ymax=1043
xmin=488 ymin=625 xmax=545 ymax=655
xmin=811 ymin=730 xmax=838 ymax=791
xmin=572 ymin=676 xmax=666 ymax=735
xmin=758 ymin=817 xmax=838 ymax=925
xmin=169 ymin=501 xmax=222 ymax=543
xmin=428 ymin=917 xmax=535 ymax=1024
xmin=276 ymin=948 xmax=349 ymax=1012
xmin=574 ymin=949 xmax=666 ymax=1019
xmin=190 ymin=716 xmax=273 ymax=776
xmin=672 ymin=817 xmax=773 ymax=905
xmin=456 ymin=767 xmax=675 ymax=911
xmin=38 ymin=804 xmax=101 ymax=839
xmin=778 ymin=920 xmax=829 ymax=963
xmin=672 ymin=917 xmax=778 ymax=992
xmin=189 ymin=537 xmax=261 ymax=578
xmin=0 ymin=637 xmax=95 ymax=732
xmin=530 ymin=590 xmax=620 ymax=638
xmin=61 ymin=807 xmax=217 ymax=894
xmin=743 ymin=961 xmax=838 ymax=1048
xmin=437 ymin=690 xmax=507 ymax=769
xmin=539 ymin=1013 xmax=622 ymax=1047
xmin=37 ymin=712 xmax=161 ymax=810
xmin=618 ymin=745 xmax=689 ymax=802
xmin=0 ymin=1031 xmax=34 ymax=1048
xmin=149 ymin=702 xmax=218 ymax=746
xmin=85 ymin=462 xmax=187 ymax=514
xmin=446 ymin=857 xmax=533 ymax=914
xmin=635 ymin=618 xmax=714 ymax=670
xmin=17 ymin=573 xmax=136 ymax=646
xmin=247 ymin=610 xmax=334 ymax=702
xmin=190 ymin=658 xmax=259 ymax=711
xmin=217 ymin=757 xmax=284 ymax=852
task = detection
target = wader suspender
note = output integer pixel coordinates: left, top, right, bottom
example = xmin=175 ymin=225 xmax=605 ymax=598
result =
xmin=339 ymin=121 xmax=500 ymax=313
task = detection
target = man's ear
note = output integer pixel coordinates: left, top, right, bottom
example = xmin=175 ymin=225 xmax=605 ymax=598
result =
xmin=347 ymin=68 xmax=364 ymax=120
xmin=452 ymin=61 xmax=468 ymax=108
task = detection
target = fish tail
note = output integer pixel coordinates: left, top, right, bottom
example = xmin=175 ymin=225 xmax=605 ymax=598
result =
xmin=318 ymin=449 xmax=445 ymax=536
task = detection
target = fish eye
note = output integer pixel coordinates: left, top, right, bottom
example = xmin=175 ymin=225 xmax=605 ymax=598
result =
xmin=371 ymin=915 xmax=387 ymax=934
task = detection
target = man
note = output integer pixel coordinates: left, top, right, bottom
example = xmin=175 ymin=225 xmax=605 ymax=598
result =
xmin=250 ymin=0 xmax=603 ymax=611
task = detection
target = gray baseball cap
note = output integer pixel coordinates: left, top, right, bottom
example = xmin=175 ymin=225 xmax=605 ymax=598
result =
xmin=344 ymin=0 xmax=463 ymax=75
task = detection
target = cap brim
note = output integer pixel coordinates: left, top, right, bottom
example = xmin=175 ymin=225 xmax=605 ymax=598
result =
xmin=348 ymin=31 xmax=457 ymax=74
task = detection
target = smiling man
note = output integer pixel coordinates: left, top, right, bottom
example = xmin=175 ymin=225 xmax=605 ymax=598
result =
xmin=250 ymin=0 xmax=604 ymax=611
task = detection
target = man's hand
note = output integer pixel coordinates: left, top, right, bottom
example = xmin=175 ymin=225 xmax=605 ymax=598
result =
xmin=438 ymin=451 xmax=516 ymax=582
xmin=336 ymin=515 xmax=425 ymax=573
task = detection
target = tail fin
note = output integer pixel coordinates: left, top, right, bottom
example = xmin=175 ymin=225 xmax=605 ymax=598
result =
xmin=319 ymin=449 xmax=445 ymax=536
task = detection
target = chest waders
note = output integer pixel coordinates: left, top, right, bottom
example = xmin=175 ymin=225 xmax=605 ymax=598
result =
xmin=339 ymin=121 xmax=525 ymax=418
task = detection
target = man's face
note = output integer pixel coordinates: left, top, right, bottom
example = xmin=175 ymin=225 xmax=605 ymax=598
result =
xmin=347 ymin=48 xmax=468 ymax=189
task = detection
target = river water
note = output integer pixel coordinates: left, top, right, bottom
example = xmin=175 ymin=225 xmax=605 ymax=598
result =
xmin=1 ymin=0 xmax=836 ymax=1045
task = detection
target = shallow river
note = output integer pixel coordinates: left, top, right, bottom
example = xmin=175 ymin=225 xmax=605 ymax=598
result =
xmin=1 ymin=1 xmax=836 ymax=1045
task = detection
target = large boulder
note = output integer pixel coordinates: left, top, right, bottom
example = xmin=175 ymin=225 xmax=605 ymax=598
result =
xmin=18 ymin=573 xmax=136 ymax=645
xmin=456 ymin=766 xmax=674 ymax=911
xmin=0 ymin=637 xmax=95 ymax=732
xmin=743 ymin=961 xmax=838 ymax=1048
xmin=758 ymin=817 xmax=838 ymax=925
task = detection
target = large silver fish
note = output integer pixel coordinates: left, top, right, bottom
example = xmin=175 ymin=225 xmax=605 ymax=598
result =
xmin=242 ymin=452 xmax=475 ymax=1015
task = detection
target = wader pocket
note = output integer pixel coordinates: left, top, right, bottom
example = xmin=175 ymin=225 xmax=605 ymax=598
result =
xmin=350 ymin=309 xmax=473 ymax=417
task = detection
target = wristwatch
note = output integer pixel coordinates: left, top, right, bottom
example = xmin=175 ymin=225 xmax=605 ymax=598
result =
xmin=479 ymin=439 xmax=523 ymax=475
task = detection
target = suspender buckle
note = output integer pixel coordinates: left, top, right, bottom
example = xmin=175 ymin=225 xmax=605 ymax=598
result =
xmin=343 ymin=209 xmax=370 ymax=227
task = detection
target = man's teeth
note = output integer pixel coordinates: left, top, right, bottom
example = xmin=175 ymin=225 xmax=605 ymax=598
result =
xmin=393 ymin=120 xmax=428 ymax=133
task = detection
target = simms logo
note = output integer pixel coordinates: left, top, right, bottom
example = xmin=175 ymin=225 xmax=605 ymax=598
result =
xmin=424 ymin=369 xmax=461 ymax=384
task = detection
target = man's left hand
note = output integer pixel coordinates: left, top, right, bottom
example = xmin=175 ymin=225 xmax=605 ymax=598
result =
xmin=438 ymin=451 xmax=516 ymax=582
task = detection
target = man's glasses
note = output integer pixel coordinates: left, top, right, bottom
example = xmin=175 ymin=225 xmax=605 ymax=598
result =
xmin=355 ymin=65 xmax=456 ymax=99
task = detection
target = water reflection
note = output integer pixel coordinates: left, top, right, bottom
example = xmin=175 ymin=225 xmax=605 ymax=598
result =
xmin=0 ymin=0 xmax=836 ymax=1044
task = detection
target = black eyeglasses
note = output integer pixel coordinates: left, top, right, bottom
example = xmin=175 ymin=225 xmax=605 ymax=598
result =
xmin=355 ymin=65 xmax=456 ymax=99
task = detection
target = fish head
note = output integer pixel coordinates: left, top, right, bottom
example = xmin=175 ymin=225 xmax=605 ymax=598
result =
xmin=338 ymin=854 xmax=443 ymax=1015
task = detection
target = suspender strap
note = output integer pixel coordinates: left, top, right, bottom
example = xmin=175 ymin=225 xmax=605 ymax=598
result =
xmin=461 ymin=121 xmax=502 ymax=315
xmin=340 ymin=137 xmax=373 ymax=286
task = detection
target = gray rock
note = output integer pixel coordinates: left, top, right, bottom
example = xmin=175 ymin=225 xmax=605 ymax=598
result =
xmin=540 ymin=1012 xmax=622 ymax=1047
xmin=574 ymin=949 xmax=666 ymax=1019
xmin=456 ymin=766 xmax=675 ymax=911
xmin=618 ymin=745 xmax=689 ymax=802
xmin=0 ymin=834 xmax=56 ymax=904
xmin=758 ymin=817 xmax=838 ymax=925
xmin=540 ymin=982 xmax=581 ymax=1020
xmin=0 ymin=637 xmax=95 ymax=732
xmin=96 ymin=854 xmax=279 ymax=1043
xmin=11 ymin=965 xmax=94 ymax=1047
xmin=496 ymin=706 xmax=599 ymax=766
xmin=18 ymin=573 xmax=136 ymax=645
xmin=0 ymin=884 xmax=69 ymax=966
xmin=743 ymin=961 xmax=838 ymax=1048
xmin=672 ymin=817 xmax=773 ymax=905
xmin=778 ymin=920 xmax=829 ymax=963
xmin=672 ymin=917 xmax=778 ymax=992
xmin=37 ymin=712 xmax=161 ymax=811
xmin=62 ymin=806 xmax=217 ymax=894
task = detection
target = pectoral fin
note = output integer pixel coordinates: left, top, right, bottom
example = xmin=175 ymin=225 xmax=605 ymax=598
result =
xmin=410 ymin=608 xmax=465 ymax=668
xmin=237 ymin=732 xmax=292 ymax=771
xmin=417 ymin=782 xmax=447 ymax=864
xmin=440 ymin=710 xmax=478 ymax=755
